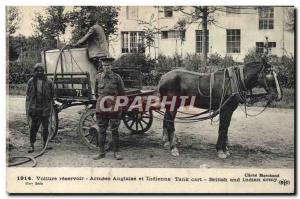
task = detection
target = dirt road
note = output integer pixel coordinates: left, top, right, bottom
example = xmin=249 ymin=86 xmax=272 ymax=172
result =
xmin=7 ymin=96 xmax=294 ymax=168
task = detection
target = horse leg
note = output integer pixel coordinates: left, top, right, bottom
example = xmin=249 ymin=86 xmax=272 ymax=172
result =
xmin=166 ymin=111 xmax=179 ymax=156
xmin=162 ymin=113 xmax=170 ymax=149
xmin=216 ymin=103 xmax=238 ymax=159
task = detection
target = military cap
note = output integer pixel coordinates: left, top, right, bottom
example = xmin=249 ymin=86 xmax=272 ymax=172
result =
xmin=102 ymin=57 xmax=115 ymax=65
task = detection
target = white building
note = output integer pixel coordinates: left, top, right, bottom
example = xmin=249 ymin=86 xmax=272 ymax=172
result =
xmin=109 ymin=6 xmax=294 ymax=62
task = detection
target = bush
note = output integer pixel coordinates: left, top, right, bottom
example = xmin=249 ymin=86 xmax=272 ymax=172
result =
xmin=8 ymin=60 xmax=37 ymax=84
xmin=243 ymin=49 xmax=295 ymax=89
xmin=182 ymin=53 xmax=206 ymax=72
xmin=208 ymin=53 xmax=222 ymax=66
xmin=112 ymin=53 xmax=152 ymax=73
xmin=221 ymin=55 xmax=238 ymax=68
xmin=156 ymin=54 xmax=179 ymax=72
xmin=274 ymin=55 xmax=295 ymax=88
xmin=244 ymin=48 xmax=262 ymax=64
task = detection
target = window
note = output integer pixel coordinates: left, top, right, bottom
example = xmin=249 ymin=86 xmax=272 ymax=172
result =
xmin=258 ymin=7 xmax=274 ymax=29
xmin=226 ymin=29 xmax=241 ymax=53
xmin=226 ymin=7 xmax=241 ymax=15
xmin=127 ymin=6 xmax=138 ymax=19
xmin=121 ymin=32 xmax=144 ymax=53
xmin=256 ymin=42 xmax=276 ymax=53
xmin=196 ymin=30 xmax=209 ymax=53
xmin=164 ymin=6 xmax=173 ymax=17
xmin=161 ymin=30 xmax=184 ymax=40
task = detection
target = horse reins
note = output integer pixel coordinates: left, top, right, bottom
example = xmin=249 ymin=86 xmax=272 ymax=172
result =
xmin=156 ymin=63 xmax=274 ymax=123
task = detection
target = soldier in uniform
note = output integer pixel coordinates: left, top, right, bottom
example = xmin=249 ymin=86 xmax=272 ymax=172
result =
xmin=74 ymin=12 xmax=109 ymax=70
xmin=26 ymin=63 xmax=54 ymax=153
xmin=94 ymin=58 xmax=125 ymax=160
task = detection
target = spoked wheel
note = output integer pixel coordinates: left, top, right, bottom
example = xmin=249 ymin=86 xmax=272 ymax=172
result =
xmin=49 ymin=105 xmax=59 ymax=140
xmin=78 ymin=109 xmax=98 ymax=150
xmin=122 ymin=110 xmax=153 ymax=134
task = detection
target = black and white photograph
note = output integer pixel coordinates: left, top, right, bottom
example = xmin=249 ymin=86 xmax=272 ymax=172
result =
xmin=6 ymin=5 xmax=295 ymax=193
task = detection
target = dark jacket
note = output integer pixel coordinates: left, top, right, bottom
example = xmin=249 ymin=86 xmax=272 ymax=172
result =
xmin=76 ymin=23 xmax=109 ymax=59
xmin=26 ymin=77 xmax=54 ymax=117
xmin=95 ymin=71 xmax=125 ymax=114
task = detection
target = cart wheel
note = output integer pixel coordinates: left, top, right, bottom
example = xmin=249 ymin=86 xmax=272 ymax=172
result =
xmin=49 ymin=106 xmax=59 ymax=140
xmin=78 ymin=109 xmax=98 ymax=150
xmin=122 ymin=110 xmax=153 ymax=134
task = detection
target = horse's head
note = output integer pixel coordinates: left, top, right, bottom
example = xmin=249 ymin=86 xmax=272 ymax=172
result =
xmin=243 ymin=61 xmax=282 ymax=101
xmin=255 ymin=62 xmax=283 ymax=101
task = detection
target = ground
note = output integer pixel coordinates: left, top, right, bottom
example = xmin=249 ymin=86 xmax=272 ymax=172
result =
xmin=7 ymin=95 xmax=294 ymax=168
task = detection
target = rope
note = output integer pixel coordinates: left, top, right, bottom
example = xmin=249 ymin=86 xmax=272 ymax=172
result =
xmin=68 ymin=48 xmax=84 ymax=72
xmin=158 ymin=64 xmax=272 ymax=124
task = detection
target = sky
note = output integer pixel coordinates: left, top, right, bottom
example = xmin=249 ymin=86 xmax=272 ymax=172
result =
xmin=13 ymin=6 xmax=73 ymax=41
xmin=14 ymin=6 xmax=46 ymax=37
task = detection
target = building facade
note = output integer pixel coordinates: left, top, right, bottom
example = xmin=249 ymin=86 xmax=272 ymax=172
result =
xmin=109 ymin=6 xmax=294 ymax=62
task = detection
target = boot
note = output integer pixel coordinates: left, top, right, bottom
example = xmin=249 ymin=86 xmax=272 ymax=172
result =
xmin=114 ymin=152 xmax=123 ymax=160
xmin=93 ymin=153 xmax=105 ymax=160
xmin=28 ymin=144 xmax=34 ymax=153
xmin=93 ymin=131 xmax=106 ymax=160
xmin=112 ymin=131 xmax=122 ymax=160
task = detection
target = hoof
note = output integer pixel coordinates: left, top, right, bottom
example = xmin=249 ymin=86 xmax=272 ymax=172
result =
xmin=217 ymin=151 xmax=227 ymax=159
xmin=171 ymin=148 xmax=180 ymax=156
xmin=224 ymin=150 xmax=230 ymax=157
xmin=163 ymin=141 xmax=170 ymax=149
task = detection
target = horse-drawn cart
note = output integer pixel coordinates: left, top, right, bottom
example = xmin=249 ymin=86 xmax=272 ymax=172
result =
xmin=42 ymin=47 xmax=156 ymax=150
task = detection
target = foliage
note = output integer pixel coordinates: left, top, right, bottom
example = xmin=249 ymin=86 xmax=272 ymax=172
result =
xmin=274 ymin=55 xmax=295 ymax=88
xmin=182 ymin=53 xmax=205 ymax=72
xmin=156 ymin=53 xmax=181 ymax=72
xmin=208 ymin=53 xmax=222 ymax=66
xmin=8 ymin=61 xmax=36 ymax=84
xmin=8 ymin=35 xmax=45 ymax=61
xmin=67 ymin=6 xmax=119 ymax=43
xmin=112 ymin=53 xmax=152 ymax=73
xmin=244 ymin=49 xmax=295 ymax=88
xmin=33 ymin=6 xmax=68 ymax=48
xmin=244 ymin=48 xmax=262 ymax=63
xmin=6 ymin=6 xmax=21 ymax=35
xmin=221 ymin=55 xmax=237 ymax=68
xmin=137 ymin=14 xmax=166 ymax=55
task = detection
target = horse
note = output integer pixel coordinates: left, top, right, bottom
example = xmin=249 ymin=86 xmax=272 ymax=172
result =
xmin=158 ymin=61 xmax=282 ymax=158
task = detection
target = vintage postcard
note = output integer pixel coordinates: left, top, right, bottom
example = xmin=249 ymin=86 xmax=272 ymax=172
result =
xmin=6 ymin=5 xmax=295 ymax=194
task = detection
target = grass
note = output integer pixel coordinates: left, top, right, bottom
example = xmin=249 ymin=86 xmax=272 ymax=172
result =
xmin=9 ymin=84 xmax=294 ymax=109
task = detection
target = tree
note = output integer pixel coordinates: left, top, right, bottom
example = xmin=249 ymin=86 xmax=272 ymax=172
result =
xmin=173 ymin=18 xmax=187 ymax=57
xmin=67 ymin=6 xmax=119 ymax=43
xmin=6 ymin=6 xmax=21 ymax=35
xmin=33 ymin=6 xmax=68 ymax=48
xmin=137 ymin=14 xmax=167 ymax=58
xmin=175 ymin=6 xmax=217 ymax=67
xmin=176 ymin=6 xmax=255 ymax=68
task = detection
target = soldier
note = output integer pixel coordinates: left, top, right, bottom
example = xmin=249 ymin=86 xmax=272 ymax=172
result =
xmin=94 ymin=58 xmax=125 ymax=160
xmin=74 ymin=12 xmax=109 ymax=70
xmin=26 ymin=63 xmax=54 ymax=153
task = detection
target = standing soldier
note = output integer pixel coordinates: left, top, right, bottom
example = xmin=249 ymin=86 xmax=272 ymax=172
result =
xmin=94 ymin=58 xmax=125 ymax=160
xmin=74 ymin=12 xmax=109 ymax=70
xmin=26 ymin=63 xmax=54 ymax=153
